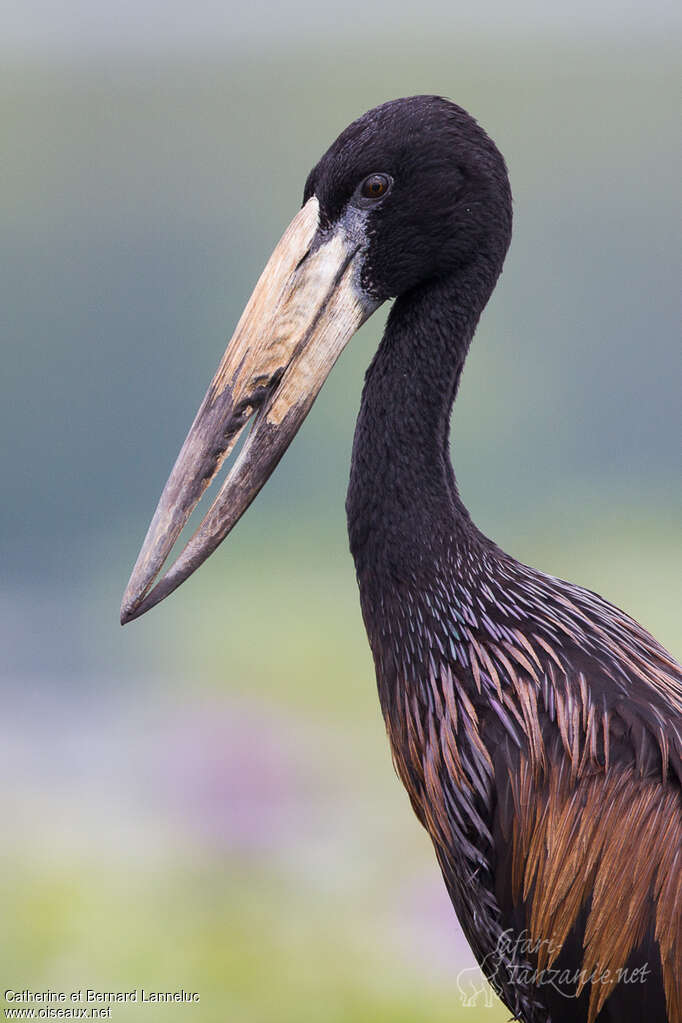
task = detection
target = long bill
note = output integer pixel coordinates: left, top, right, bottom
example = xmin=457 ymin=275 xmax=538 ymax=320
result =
xmin=120 ymin=196 xmax=376 ymax=624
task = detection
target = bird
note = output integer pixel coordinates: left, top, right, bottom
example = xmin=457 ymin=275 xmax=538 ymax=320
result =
xmin=120 ymin=96 xmax=682 ymax=1022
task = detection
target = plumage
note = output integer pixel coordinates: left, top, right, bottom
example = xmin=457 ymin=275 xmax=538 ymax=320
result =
xmin=123 ymin=95 xmax=682 ymax=1022
xmin=336 ymin=97 xmax=682 ymax=1022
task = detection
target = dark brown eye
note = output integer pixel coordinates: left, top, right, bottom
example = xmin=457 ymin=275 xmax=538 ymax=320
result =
xmin=360 ymin=173 xmax=391 ymax=199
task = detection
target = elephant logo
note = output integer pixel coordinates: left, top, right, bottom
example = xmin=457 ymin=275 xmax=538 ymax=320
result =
xmin=455 ymin=956 xmax=499 ymax=1008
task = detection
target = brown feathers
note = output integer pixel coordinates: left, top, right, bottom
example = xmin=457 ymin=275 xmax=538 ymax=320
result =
xmin=375 ymin=573 xmax=682 ymax=1022
xmin=509 ymin=759 xmax=682 ymax=1023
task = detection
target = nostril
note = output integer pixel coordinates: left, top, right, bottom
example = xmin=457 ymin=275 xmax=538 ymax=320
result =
xmin=293 ymin=247 xmax=312 ymax=273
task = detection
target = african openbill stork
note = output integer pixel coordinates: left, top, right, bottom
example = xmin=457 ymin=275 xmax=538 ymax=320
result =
xmin=121 ymin=96 xmax=682 ymax=1022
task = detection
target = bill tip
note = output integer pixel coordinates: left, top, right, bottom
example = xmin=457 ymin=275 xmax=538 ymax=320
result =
xmin=120 ymin=604 xmax=136 ymax=626
xmin=120 ymin=590 xmax=145 ymax=625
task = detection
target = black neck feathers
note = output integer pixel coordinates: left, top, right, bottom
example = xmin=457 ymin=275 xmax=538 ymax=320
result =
xmin=346 ymin=252 xmax=502 ymax=581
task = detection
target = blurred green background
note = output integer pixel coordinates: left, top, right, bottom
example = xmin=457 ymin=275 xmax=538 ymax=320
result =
xmin=1 ymin=2 xmax=680 ymax=1020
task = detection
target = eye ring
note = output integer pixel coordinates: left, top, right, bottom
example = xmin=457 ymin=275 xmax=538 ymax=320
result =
xmin=359 ymin=173 xmax=392 ymax=200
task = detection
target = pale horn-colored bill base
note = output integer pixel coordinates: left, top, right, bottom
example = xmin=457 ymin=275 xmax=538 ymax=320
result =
xmin=121 ymin=196 xmax=377 ymax=624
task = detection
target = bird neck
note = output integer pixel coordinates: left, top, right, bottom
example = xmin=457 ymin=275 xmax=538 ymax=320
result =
xmin=347 ymin=257 xmax=499 ymax=580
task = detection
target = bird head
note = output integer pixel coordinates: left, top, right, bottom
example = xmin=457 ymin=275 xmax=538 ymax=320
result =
xmin=120 ymin=95 xmax=511 ymax=624
xmin=305 ymin=95 xmax=511 ymax=300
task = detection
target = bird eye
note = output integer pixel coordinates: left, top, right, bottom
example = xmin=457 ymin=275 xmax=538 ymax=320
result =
xmin=360 ymin=173 xmax=391 ymax=200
